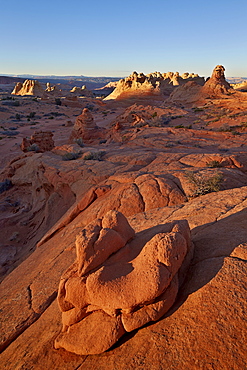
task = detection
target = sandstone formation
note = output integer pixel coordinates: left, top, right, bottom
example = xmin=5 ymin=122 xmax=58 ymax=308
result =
xmin=1 ymin=63 xmax=247 ymax=369
xmin=168 ymin=65 xmax=236 ymax=105
xmin=54 ymin=211 xmax=192 ymax=355
xmin=11 ymin=79 xmax=45 ymax=97
xmin=231 ymin=80 xmax=247 ymax=92
xmin=201 ymin=65 xmax=232 ymax=96
xmin=11 ymin=82 xmax=23 ymax=95
xmin=70 ymin=85 xmax=93 ymax=97
xmin=104 ymin=71 xmax=204 ymax=100
xmin=45 ymin=82 xmax=57 ymax=92
xmin=20 ymin=131 xmax=55 ymax=153
xmin=69 ymin=108 xmax=104 ymax=143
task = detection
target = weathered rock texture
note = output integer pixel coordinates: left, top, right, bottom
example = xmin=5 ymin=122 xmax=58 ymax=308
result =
xmin=11 ymin=79 xmax=45 ymax=97
xmin=20 ymin=131 xmax=55 ymax=153
xmin=69 ymin=108 xmax=104 ymax=143
xmin=11 ymin=82 xmax=23 ymax=95
xmin=54 ymin=211 xmax=192 ymax=355
xmin=104 ymin=71 xmax=204 ymax=100
xmin=168 ymin=65 xmax=234 ymax=105
xmin=201 ymin=65 xmax=232 ymax=96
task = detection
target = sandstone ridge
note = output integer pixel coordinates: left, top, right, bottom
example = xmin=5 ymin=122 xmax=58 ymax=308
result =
xmin=104 ymin=71 xmax=205 ymax=100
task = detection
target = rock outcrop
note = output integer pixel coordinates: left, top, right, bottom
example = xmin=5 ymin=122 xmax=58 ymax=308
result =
xmin=11 ymin=79 xmax=45 ymax=97
xmin=201 ymin=65 xmax=232 ymax=96
xmin=70 ymin=85 xmax=93 ymax=97
xmin=69 ymin=108 xmax=104 ymax=143
xmin=20 ymin=131 xmax=55 ymax=153
xmin=54 ymin=211 xmax=192 ymax=355
xmin=11 ymin=82 xmax=23 ymax=95
xmin=168 ymin=65 xmax=234 ymax=105
xmin=104 ymin=71 xmax=204 ymax=100
xmin=45 ymin=82 xmax=57 ymax=92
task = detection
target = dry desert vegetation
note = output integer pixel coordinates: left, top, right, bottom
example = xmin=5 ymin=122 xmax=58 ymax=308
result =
xmin=0 ymin=65 xmax=247 ymax=369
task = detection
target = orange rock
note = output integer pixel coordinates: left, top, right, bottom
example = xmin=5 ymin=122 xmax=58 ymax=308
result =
xmin=20 ymin=131 xmax=55 ymax=153
xmin=55 ymin=212 xmax=192 ymax=354
xmin=69 ymin=108 xmax=105 ymax=143
xmin=11 ymin=79 xmax=45 ymax=97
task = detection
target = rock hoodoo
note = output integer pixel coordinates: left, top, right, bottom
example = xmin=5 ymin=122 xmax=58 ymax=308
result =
xmin=20 ymin=131 xmax=55 ymax=152
xmin=168 ymin=65 xmax=234 ymax=104
xmin=11 ymin=79 xmax=45 ymax=97
xmin=69 ymin=108 xmax=103 ymax=143
xmin=54 ymin=210 xmax=193 ymax=355
xmin=45 ymin=82 xmax=57 ymax=92
xmin=201 ymin=65 xmax=232 ymax=95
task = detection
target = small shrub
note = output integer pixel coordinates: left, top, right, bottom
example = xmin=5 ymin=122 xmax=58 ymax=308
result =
xmin=62 ymin=152 xmax=81 ymax=161
xmin=185 ymin=171 xmax=223 ymax=197
xmin=55 ymin=98 xmax=62 ymax=106
xmin=192 ymin=107 xmax=204 ymax=112
xmin=83 ymin=151 xmax=104 ymax=161
xmin=170 ymin=115 xmax=184 ymax=120
xmin=152 ymin=112 xmax=157 ymax=118
xmin=218 ymin=123 xmax=232 ymax=132
xmin=206 ymin=160 xmax=222 ymax=168
xmin=175 ymin=124 xmax=185 ymax=129
xmin=27 ymin=143 xmax=40 ymax=152
xmin=0 ymin=179 xmax=13 ymax=194
xmin=15 ymin=113 xmax=21 ymax=120
xmin=27 ymin=112 xmax=36 ymax=119
xmin=74 ymin=138 xmax=84 ymax=147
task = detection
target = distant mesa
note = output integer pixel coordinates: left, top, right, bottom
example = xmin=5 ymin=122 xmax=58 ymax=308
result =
xmin=55 ymin=211 xmax=193 ymax=355
xmin=104 ymin=71 xmax=204 ymax=101
xmin=11 ymin=79 xmax=45 ymax=97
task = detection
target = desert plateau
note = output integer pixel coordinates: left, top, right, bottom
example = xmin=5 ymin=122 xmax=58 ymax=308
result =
xmin=0 ymin=65 xmax=247 ymax=370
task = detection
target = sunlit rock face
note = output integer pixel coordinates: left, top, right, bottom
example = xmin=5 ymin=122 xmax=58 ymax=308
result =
xmin=55 ymin=210 xmax=193 ymax=355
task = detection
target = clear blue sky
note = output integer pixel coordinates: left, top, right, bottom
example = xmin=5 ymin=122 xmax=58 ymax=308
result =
xmin=0 ymin=0 xmax=246 ymax=77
